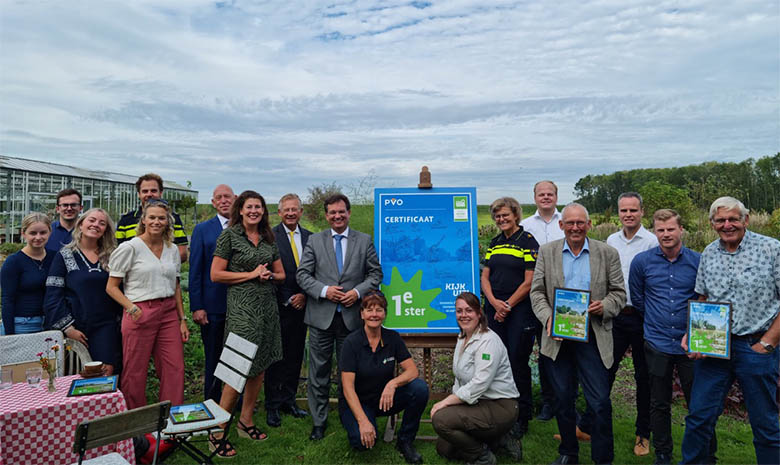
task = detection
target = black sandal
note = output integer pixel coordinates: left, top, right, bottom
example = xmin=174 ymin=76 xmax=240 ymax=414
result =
xmin=208 ymin=433 xmax=237 ymax=458
xmin=237 ymin=420 xmax=268 ymax=441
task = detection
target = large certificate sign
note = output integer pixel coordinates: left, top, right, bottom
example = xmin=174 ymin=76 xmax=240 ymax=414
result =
xmin=687 ymin=301 xmax=732 ymax=359
xmin=375 ymin=187 xmax=480 ymax=333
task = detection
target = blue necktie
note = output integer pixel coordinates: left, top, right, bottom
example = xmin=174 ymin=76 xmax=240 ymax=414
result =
xmin=334 ymin=234 xmax=344 ymax=274
xmin=334 ymin=234 xmax=344 ymax=312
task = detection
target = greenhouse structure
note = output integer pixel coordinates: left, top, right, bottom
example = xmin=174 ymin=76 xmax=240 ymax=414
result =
xmin=0 ymin=155 xmax=197 ymax=242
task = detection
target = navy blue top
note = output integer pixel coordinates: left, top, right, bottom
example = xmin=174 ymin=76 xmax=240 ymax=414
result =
xmin=629 ymin=246 xmax=701 ymax=355
xmin=46 ymin=220 xmax=74 ymax=252
xmin=1 ymin=250 xmax=55 ymax=334
xmin=44 ymin=248 xmax=122 ymax=332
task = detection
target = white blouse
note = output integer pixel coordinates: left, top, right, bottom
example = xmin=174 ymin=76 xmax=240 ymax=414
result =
xmin=452 ymin=328 xmax=520 ymax=405
xmin=108 ymin=237 xmax=180 ymax=302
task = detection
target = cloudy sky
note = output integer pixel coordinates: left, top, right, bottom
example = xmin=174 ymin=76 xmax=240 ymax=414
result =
xmin=1 ymin=0 xmax=777 ymax=204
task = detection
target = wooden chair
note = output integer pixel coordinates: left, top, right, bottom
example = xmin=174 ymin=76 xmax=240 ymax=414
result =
xmin=73 ymin=401 xmax=171 ymax=465
xmin=163 ymin=332 xmax=258 ymax=464
xmin=64 ymin=338 xmax=93 ymax=375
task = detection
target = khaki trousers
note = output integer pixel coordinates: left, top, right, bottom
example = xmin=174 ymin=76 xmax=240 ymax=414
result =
xmin=433 ymin=397 xmax=518 ymax=461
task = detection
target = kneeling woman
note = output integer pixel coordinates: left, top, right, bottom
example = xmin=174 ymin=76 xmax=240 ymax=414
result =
xmin=339 ymin=291 xmax=429 ymax=464
xmin=431 ymin=292 xmax=520 ymax=465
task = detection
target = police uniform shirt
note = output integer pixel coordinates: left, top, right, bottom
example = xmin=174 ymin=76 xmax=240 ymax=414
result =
xmin=116 ymin=208 xmax=188 ymax=246
xmin=482 ymin=227 xmax=539 ymax=299
xmin=339 ymin=326 xmax=412 ymax=407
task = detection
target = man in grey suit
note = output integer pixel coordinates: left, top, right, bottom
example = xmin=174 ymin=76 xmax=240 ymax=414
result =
xmin=530 ymin=202 xmax=626 ymax=465
xmin=296 ymin=193 xmax=383 ymax=440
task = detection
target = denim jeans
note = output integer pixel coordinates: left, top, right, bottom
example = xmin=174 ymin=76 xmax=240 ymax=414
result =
xmin=0 ymin=316 xmax=44 ymax=335
xmin=544 ymin=334 xmax=614 ymax=464
xmin=339 ymin=378 xmax=429 ymax=448
xmin=681 ymin=337 xmax=780 ymax=464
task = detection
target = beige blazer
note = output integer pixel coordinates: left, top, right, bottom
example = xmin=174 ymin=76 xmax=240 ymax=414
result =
xmin=530 ymin=238 xmax=626 ymax=369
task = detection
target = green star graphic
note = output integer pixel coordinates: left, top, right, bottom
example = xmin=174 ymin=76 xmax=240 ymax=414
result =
xmin=381 ymin=267 xmax=446 ymax=328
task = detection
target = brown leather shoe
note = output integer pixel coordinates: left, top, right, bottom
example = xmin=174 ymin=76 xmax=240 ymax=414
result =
xmin=634 ymin=436 xmax=650 ymax=456
xmin=552 ymin=427 xmax=591 ymax=443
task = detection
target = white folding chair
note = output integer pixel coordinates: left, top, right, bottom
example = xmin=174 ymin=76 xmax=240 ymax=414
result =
xmin=0 ymin=330 xmax=65 ymax=375
xmin=164 ymin=332 xmax=258 ymax=464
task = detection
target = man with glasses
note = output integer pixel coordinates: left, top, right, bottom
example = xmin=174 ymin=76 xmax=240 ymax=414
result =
xmin=47 ymin=188 xmax=83 ymax=251
xmin=530 ymin=202 xmax=625 ymax=465
xmin=680 ymin=197 xmax=780 ymax=465
xmin=116 ymin=173 xmax=188 ymax=263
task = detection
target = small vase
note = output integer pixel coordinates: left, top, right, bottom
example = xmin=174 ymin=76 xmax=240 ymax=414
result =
xmin=47 ymin=372 xmax=56 ymax=393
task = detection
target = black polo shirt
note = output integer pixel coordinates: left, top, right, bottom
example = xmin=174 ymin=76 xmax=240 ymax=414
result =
xmin=482 ymin=227 xmax=539 ymax=299
xmin=339 ymin=326 xmax=411 ymax=408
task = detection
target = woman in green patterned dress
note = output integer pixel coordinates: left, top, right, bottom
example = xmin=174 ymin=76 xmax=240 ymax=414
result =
xmin=209 ymin=190 xmax=285 ymax=457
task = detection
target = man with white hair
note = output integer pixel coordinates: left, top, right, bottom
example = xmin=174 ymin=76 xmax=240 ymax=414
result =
xmin=680 ymin=197 xmax=780 ymax=465
xmin=531 ymin=202 xmax=626 ymax=465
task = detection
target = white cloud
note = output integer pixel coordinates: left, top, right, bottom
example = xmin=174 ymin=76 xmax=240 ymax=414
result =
xmin=0 ymin=0 xmax=776 ymax=205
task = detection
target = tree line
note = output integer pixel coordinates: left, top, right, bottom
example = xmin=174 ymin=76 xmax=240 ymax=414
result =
xmin=574 ymin=153 xmax=780 ymax=215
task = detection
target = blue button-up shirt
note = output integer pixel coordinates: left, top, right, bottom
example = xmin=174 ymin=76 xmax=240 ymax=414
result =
xmin=562 ymin=238 xmax=591 ymax=291
xmin=695 ymin=230 xmax=780 ymax=336
xmin=630 ymin=246 xmax=701 ymax=354
xmin=46 ymin=220 xmax=73 ymax=252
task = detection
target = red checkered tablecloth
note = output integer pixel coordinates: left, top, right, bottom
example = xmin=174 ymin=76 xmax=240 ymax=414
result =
xmin=0 ymin=374 xmax=135 ymax=465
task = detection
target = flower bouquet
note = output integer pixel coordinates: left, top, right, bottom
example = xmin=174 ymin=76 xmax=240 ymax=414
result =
xmin=37 ymin=338 xmax=61 ymax=393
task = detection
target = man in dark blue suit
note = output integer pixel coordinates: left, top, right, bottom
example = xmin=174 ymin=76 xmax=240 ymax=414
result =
xmin=265 ymin=193 xmax=312 ymax=427
xmin=189 ymin=184 xmax=235 ymax=401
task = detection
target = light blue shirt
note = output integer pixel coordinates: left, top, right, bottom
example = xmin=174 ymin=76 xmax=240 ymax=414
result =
xmin=562 ymin=238 xmax=591 ymax=291
xmin=695 ymin=230 xmax=780 ymax=335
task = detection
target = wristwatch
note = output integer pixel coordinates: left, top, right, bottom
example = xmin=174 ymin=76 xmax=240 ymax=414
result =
xmin=758 ymin=340 xmax=775 ymax=353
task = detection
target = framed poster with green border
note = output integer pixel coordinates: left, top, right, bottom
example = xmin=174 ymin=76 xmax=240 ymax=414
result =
xmin=687 ymin=301 xmax=731 ymax=359
xmin=551 ymin=287 xmax=591 ymax=342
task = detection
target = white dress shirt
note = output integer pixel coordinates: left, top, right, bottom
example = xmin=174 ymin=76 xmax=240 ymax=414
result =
xmin=520 ymin=209 xmax=564 ymax=245
xmin=320 ymin=227 xmax=359 ymax=298
xmin=282 ymin=223 xmax=303 ymax=259
xmin=606 ymin=225 xmax=658 ymax=306
xmin=217 ymin=214 xmax=229 ymax=229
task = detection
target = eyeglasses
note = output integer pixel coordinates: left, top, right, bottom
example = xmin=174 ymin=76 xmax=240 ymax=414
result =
xmin=563 ymin=221 xmax=587 ymax=227
xmin=712 ymin=217 xmax=743 ymax=226
xmin=58 ymin=203 xmax=81 ymax=209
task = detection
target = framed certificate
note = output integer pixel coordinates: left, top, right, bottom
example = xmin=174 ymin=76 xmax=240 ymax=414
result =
xmin=67 ymin=375 xmax=118 ymax=397
xmin=551 ymin=288 xmax=591 ymax=342
xmin=687 ymin=301 xmax=731 ymax=359
xmin=170 ymin=403 xmax=215 ymax=424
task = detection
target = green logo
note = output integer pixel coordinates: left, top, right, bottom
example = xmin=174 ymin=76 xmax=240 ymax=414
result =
xmin=482 ymin=353 xmax=490 ymax=360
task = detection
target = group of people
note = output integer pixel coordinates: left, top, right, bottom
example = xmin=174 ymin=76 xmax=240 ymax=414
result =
xmin=1 ymin=174 xmax=778 ymax=465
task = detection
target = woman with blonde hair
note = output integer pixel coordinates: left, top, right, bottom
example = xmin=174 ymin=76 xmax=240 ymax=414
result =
xmin=1 ymin=212 xmax=53 ymax=335
xmin=106 ymin=199 xmax=190 ymax=409
xmin=45 ymin=208 xmax=123 ymax=374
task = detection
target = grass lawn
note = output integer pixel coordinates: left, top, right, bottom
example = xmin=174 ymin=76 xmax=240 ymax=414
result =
xmin=159 ymin=344 xmax=758 ymax=464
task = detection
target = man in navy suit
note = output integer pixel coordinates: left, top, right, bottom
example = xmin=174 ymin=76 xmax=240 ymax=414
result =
xmin=189 ymin=184 xmax=236 ymax=401
xmin=265 ymin=193 xmax=312 ymax=427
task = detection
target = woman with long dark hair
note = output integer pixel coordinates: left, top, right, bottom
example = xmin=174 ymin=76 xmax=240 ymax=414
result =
xmin=208 ymin=190 xmax=285 ymax=458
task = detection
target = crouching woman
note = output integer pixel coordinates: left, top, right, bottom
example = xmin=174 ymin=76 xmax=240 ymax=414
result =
xmin=339 ymin=290 xmax=429 ymax=464
xmin=431 ymin=292 xmax=521 ymax=465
